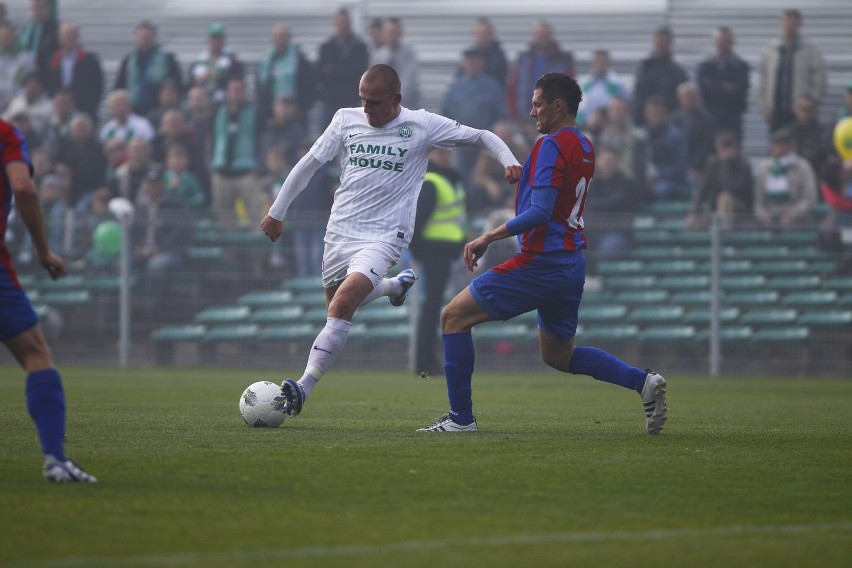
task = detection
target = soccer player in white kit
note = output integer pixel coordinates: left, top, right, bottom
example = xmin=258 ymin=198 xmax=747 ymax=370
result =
xmin=261 ymin=64 xmax=521 ymax=417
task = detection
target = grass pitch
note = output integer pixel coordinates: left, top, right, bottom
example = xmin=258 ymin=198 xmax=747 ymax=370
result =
xmin=0 ymin=366 xmax=850 ymax=567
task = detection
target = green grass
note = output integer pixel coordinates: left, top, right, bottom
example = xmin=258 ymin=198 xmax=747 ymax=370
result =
xmin=1 ymin=366 xmax=850 ymax=567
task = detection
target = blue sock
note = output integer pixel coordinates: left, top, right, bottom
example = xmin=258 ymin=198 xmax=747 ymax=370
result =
xmin=25 ymin=369 xmax=66 ymax=461
xmin=568 ymin=346 xmax=646 ymax=393
xmin=443 ymin=332 xmax=475 ymax=425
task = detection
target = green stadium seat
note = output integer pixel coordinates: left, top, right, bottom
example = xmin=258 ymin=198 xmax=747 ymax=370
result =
xmin=634 ymin=229 xmax=671 ymax=245
xmin=304 ymin=307 xmax=332 ymax=324
xmin=646 ymin=259 xmax=699 ymax=274
xmin=38 ymin=275 xmax=86 ymax=291
xmin=579 ymin=324 xmax=639 ymax=342
xmin=822 ymin=276 xmax=852 ymax=292
xmin=628 ymin=305 xmax=685 ymax=324
xmin=249 ymin=306 xmax=304 ymax=324
xmin=364 ymin=323 xmax=411 ymax=342
xmin=604 ymin=275 xmax=656 ymax=289
xmin=638 ymin=325 xmax=696 ymax=342
xmin=282 ymin=277 xmax=320 ymax=293
xmin=740 ymin=308 xmax=798 ymax=325
xmin=41 ymin=290 xmax=91 ymax=306
xmin=789 ymin=246 xmax=834 ymax=261
xmin=753 ymin=260 xmax=809 ymax=274
xmin=615 ymin=290 xmax=669 ymax=304
xmin=797 ymin=310 xmax=852 ymax=328
xmin=767 ymin=276 xmax=821 ymax=290
xmin=682 ymin=307 xmax=740 ymax=324
xmin=150 ymin=324 xmax=206 ymax=343
xmin=734 ymin=246 xmax=790 ymax=259
xmin=721 ymin=275 xmax=766 ymax=290
xmin=672 ymin=290 xmax=713 ymax=305
xmin=512 ymin=310 xmax=539 ymax=326
xmin=633 ymin=247 xmax=680 ymax=259
xmin=474 ymin=323 xmax=530 ymax=343
xmin=32 ymin=303 xmax=49 ymax=319
xmin=258 ymin=323 xmax=319 ymax=342
xmin=643 ymin=201 xmax=692 ymax=216
xmin=655 ymin=218 xmax=687 ymax=231
xmin=752 ymin=326 xmax=810 ymax=342
xmin=194 ymin=305 xmax=251 ymax=324
xmin=357 ymin=306 xmax=410 ymax=324
xmin=724 ymin=290 xmax=780 ymax=306
xmin=781 ymin=291 xmax=838 ymax=307
xmin=579 ymin=304 xmax=628 ymax=322
xmin=237 ymin=290 xmax=295 ymax=306
xmin=657 ymin=275 xmax=710 ymax=290
xmin=16 ymin=274 xmax=36 ymax=288
xmin=839 ymin=292 xmax=852 ymax=307
xmin=775 ymin=230 xmax=817 ymax=246
xmin=722 ymin=230 xmax=773 ymax=246
xmin=715 ymin=259 xmax=754 ymax=274
xmin=695 ymin=325 xmax=753 ymax=342
xmin=595 ymin=260 xmax=644 ymax=275
xmin=85 ymin=275 xmax=137 ymax=292
xmin=205 ymin=324 xmax=260 ymax=342
xmin=292 ymin=291 xmax=328 ymax=307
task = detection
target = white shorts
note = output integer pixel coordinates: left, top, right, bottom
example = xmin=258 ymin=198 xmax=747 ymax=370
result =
xmin=321 ymin=232 xmax=403 ymax=289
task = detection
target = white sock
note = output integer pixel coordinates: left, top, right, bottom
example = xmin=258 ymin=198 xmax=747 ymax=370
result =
xmin=299 ymin=317 xmax=351 ymax=398
xmin=358 ymin=278 xmax=394 ymax=307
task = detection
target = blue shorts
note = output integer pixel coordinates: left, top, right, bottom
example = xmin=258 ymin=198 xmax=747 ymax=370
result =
xmin=470 ymin=251 xmax=585 ymax=340
xmin=0 ymin=266 xmax=38 ymax=340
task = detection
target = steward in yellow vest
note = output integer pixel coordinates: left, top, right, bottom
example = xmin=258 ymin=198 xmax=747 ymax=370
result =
xmin=409 ymin=149 xmax=468 ymax=375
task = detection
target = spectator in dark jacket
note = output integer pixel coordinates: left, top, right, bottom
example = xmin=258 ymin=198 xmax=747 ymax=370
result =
xmin=643 ymin=95 xmax=688 ymax=200
xmin=17 ymin=0 xmax=58 ymax=77
xmin=696 ymin=26 xmax=750 ymax=142
xmin=43 ymin=22 xmax=103 ymax=120
xmin=789 ymin=95 xmax=831 ymax=179
xmin=685 ymin=131 xmax=754 ymax=231
xmin=256 ymin=23 xmax=313 ymax=127
xmin=315 ymin=8 xmax=369 ymax=129
xmin=632 ymin=26 xmax=688 ymax=126
xmin=458 ymin=17 xmax=508 ymax=89
xmin=670 ymin=81 xmax=716 ymax=186
xmin=55 ymin=113 xmax=105 ymax=208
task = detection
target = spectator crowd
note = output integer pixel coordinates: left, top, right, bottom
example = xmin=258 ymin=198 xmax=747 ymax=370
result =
xmin=4 ymin=0 xmax=851 ymax=295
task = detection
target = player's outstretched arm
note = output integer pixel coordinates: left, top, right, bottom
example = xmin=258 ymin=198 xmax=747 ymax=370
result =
xmin=7 ymin=161 xmax=66 ymax=280
xmin=262 ymin=154 xmax=324 ymax=242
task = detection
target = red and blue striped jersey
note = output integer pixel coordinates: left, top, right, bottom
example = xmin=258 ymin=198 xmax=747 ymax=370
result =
xmin=0 ymin=120 xmax=33 ymax=268
xmin=515 ymin=126 xmax=594 ymax=254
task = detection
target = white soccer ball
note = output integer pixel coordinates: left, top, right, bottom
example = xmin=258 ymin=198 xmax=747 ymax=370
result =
xmin=239 ymin=381 xmax=287 ymax=428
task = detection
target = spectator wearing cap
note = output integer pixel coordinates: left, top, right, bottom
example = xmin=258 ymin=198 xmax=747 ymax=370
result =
xmin=131 ymin=165 xmax=192 ymax=324
xmin=114 ymin=20 xmax=183 ymax=116
xmin=16 ymin=0 xmax=58 ymax=77
xmin=315 ymin=8 xmax=368 ymax=129
xmin=370 ymin=17 xmax=420 ymax=109
xmin=632 ymin=26 xmax=689 ymax=126
xmin=757 ymin=9 xmax=826 ymax=133
xmin=43 ymin=22 xmax=103 ymax=120
xmin=3 ymin=72 xmax=52 ymax=139
xmin=188 ymin=23 xmax=244 ymax=104
xmin=256 ymin=23 xmax=313 ymax=128
xmin=99 ymin=89 xmax=155 ymax=144
xmin=440 ymin=48 xmax=506 ymax=191
xmin=696 ymin=26 xmax=750 ymax=142
xmin=577 ymin=49 xmax=629 ymax=129
xmin=0 ymin=20 xmax=35 ymax=111
xmin=754 ymin=128 xmax=817 ymax=230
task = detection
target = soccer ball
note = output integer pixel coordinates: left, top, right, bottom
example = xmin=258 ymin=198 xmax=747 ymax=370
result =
xmin=239 ymin=381 xmax=287 ymax=427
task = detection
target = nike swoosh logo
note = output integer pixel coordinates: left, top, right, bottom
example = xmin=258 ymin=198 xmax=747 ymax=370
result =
xmin=312 ymin=346 xmax=332 ymax=354
xmin=369 ymin=268 xmax=380 ymax=277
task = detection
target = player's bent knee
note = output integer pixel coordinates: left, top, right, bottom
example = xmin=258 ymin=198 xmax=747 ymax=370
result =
xmin=6 ymin=325 xmax=54 ymax=372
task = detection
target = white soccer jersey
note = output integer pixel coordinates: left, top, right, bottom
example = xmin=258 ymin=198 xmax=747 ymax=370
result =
xmin=308 ymin=106 xmax=493 ymax=246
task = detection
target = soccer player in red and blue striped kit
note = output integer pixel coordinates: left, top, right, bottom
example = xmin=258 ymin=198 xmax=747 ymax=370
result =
xmin=0 ymin=119 xmax=96 ymax=481
xmin=418 ymin=72 xmax=668 ymax=434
